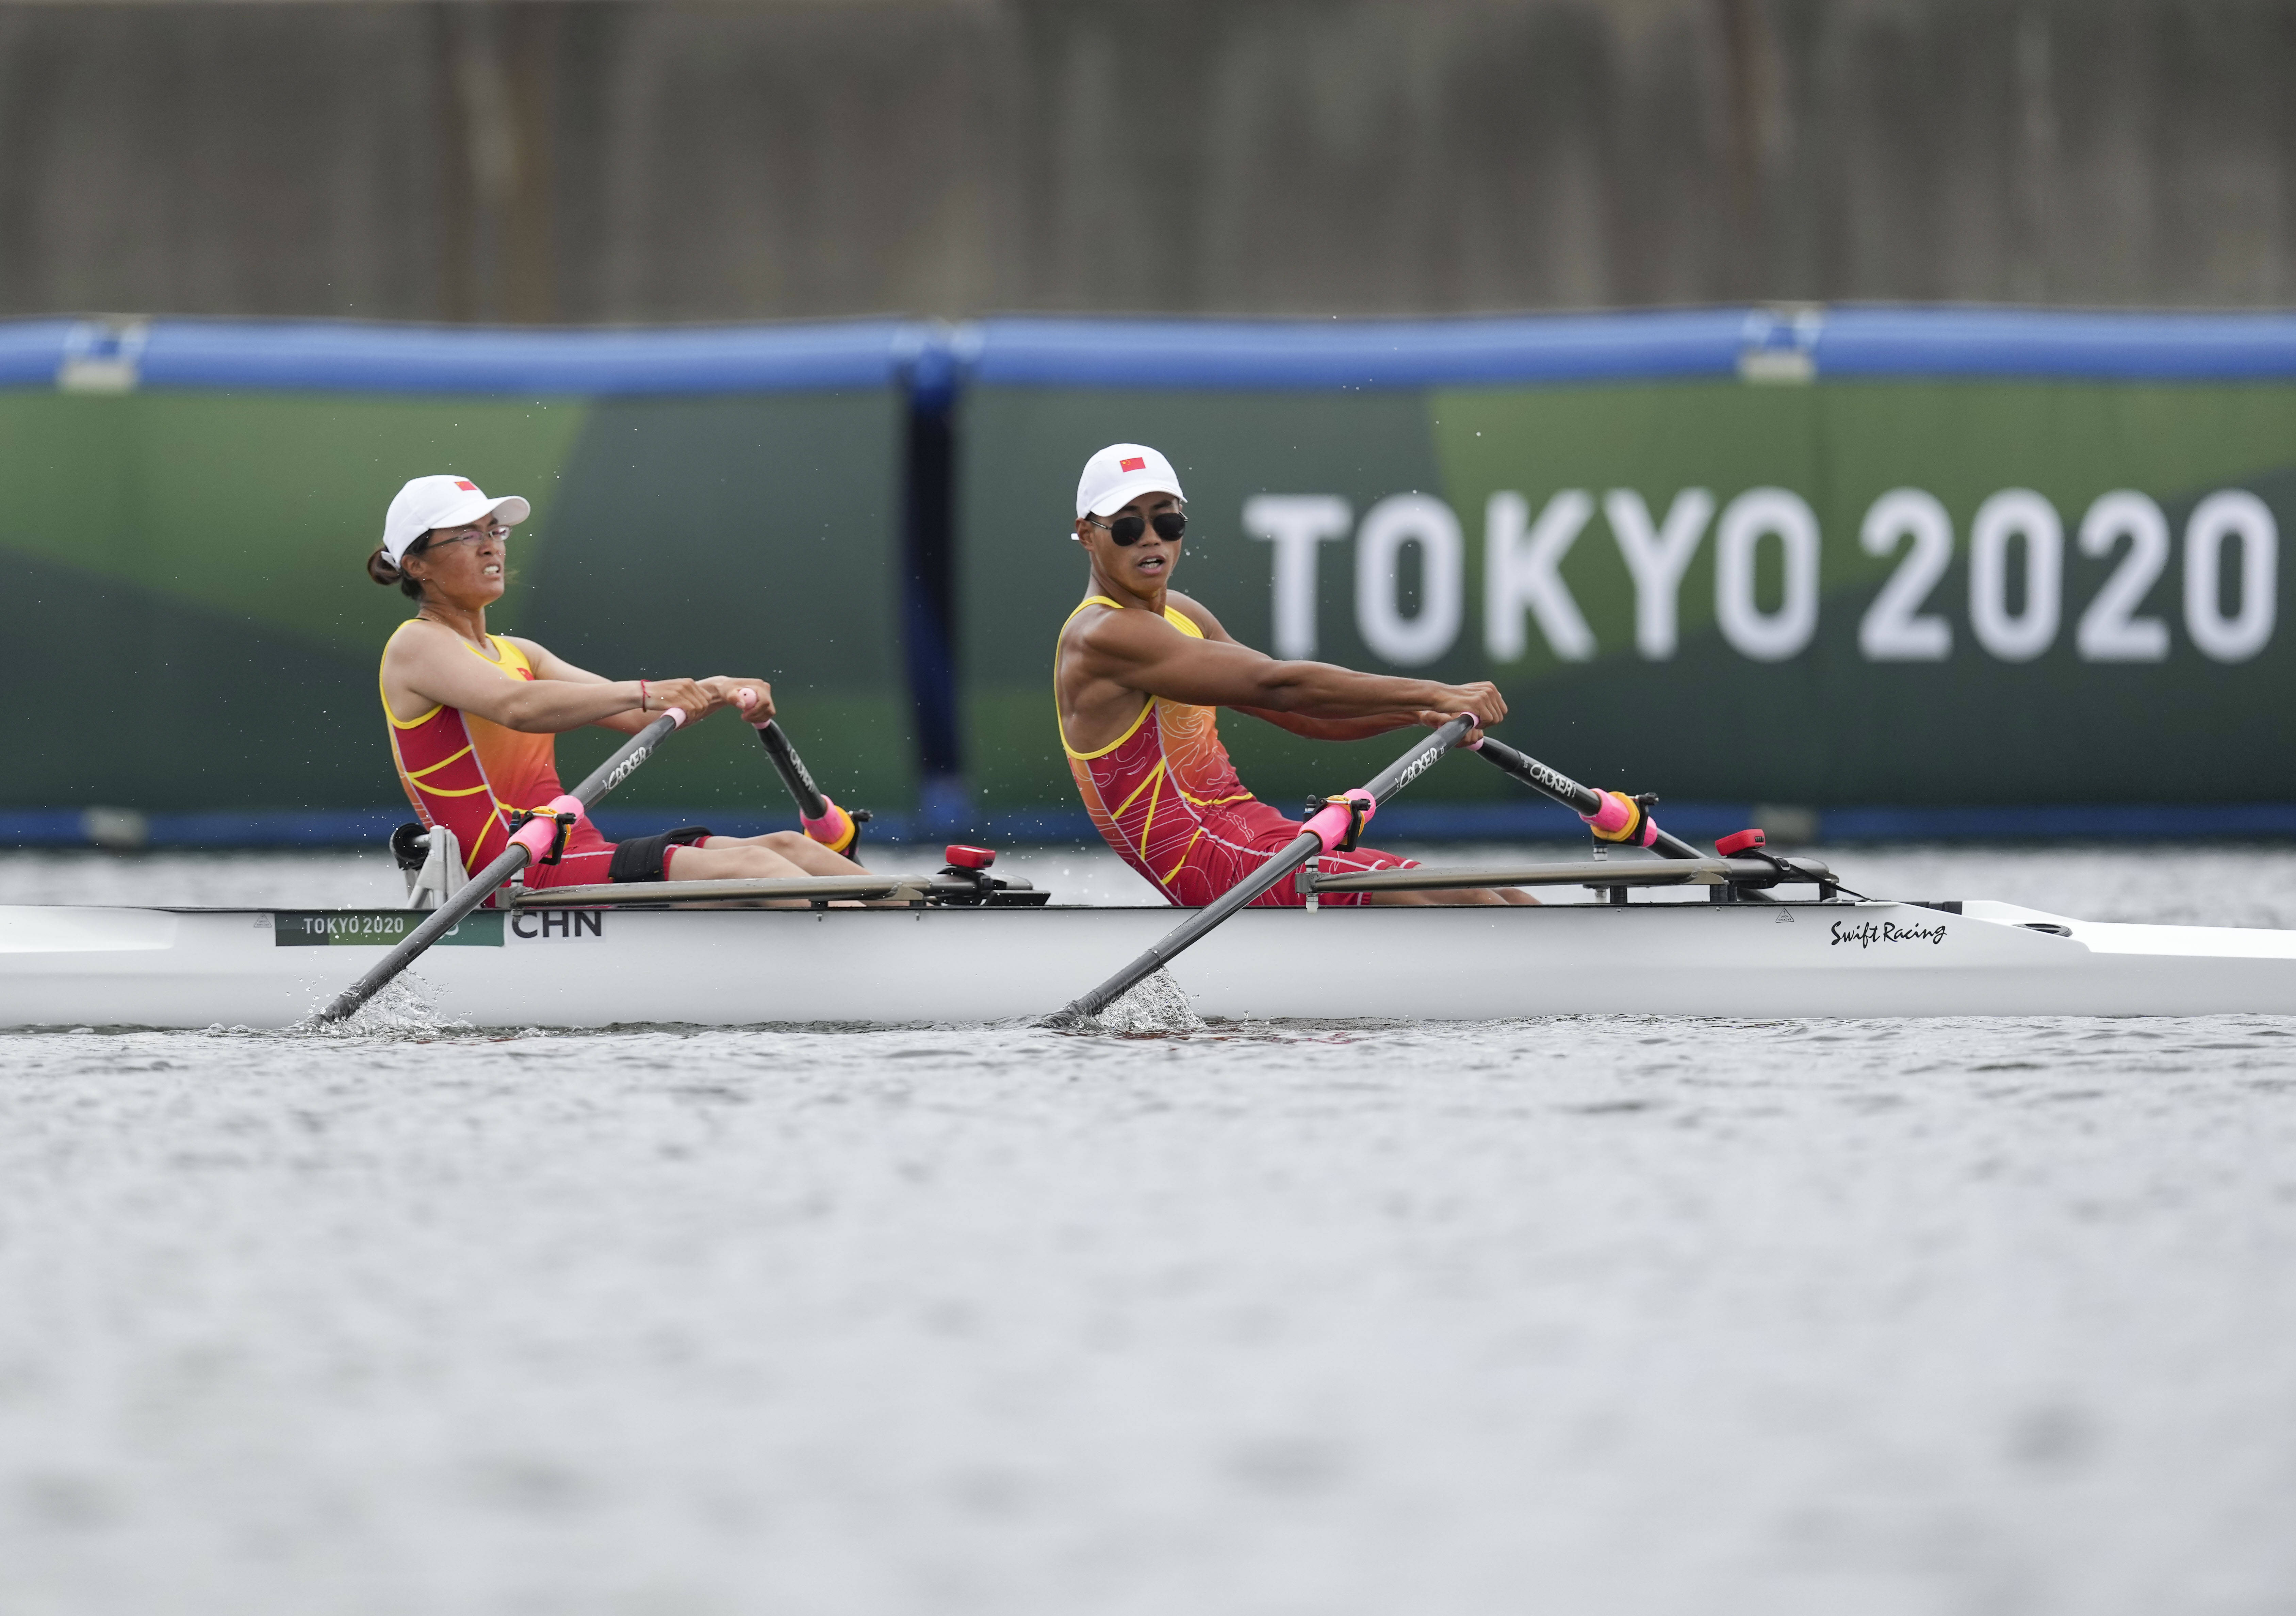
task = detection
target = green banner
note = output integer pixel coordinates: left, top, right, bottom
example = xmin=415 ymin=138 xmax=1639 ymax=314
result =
xmin=272 ymin=910 xmax=504 ymax=947
xmin=959 ymin=380 xmax=2296 ymax=809
xmin=0 ymin=389 xmax=913 ymax=814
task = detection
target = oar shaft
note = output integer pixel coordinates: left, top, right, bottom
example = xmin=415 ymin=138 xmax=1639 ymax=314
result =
xmin=754 ymin=720 xmax=827 ymax=819
xmin=1059 ymin=716 xmax=1473 ymax=1022
xmin=1064 ymin=828 xmax=1317 ymax=1020
xmin=321 ymin=839 xmax=535 ymax=1018
xmin=1473 ymin=737 xmax=1704 ymax=860
xmin=565 ymin=710 xmax=689 ymax=803
xmin=754 ymin=719 xmax=864 ymax=853
xmin=315 ymin=709 xmax=688 ymax=1024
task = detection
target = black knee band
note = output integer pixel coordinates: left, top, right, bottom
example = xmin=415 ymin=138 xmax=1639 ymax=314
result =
xmin=608 ymin=826 xmax=712 ymax=884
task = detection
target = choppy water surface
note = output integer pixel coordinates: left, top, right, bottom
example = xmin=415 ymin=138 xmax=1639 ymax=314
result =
xmin=3 ymin=845 xmax=2294 ymax=1615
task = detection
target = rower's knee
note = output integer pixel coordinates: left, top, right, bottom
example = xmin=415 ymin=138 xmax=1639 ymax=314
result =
xmin=667 ymin=842 xmax=805 ymax=882
xmin=756 ymin=828 xmax=866 ymax=875
xmin=734 ymin=845 xmax=808 ymax=879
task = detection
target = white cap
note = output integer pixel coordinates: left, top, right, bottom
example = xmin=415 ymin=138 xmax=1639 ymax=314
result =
xmin=381 ymin=475 xmax=532 ymax=565
xmin=1076 ymin=443 xmax=1185 ymax=520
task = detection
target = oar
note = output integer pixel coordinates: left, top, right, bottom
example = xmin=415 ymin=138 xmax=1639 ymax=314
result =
xmin=313 ymin=700 xmax=710 ymax=1025
xmin=1471 ymin=736 xmax=1703 ymax=861
xmin=1050 ymin=714 xmax=1476 ymax=1025
xmin=753 ymin=719 xmax=869 ymax=854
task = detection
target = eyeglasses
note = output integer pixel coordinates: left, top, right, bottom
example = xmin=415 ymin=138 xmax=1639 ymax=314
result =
xmin=1089 ymin=510 xmax=1186 ymax=546
xmin=423 ymin=522 xmax=511 ymax=549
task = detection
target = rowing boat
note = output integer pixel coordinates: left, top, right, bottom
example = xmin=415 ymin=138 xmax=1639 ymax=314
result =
xmin=5 ymin=852 xmax=2295 ymax=1026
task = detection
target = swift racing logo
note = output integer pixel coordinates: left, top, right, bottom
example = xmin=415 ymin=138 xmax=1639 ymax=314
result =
xmin=1829 ymin=919 xmax=1948 ymax=949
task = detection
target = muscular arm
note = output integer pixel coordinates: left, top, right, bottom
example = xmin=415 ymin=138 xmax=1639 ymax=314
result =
xmin=1164 ymin=599 xmax=1425 ymax=740
xmin=1082 ymin=593 xmax=1503 ymax=735
xmin=515 ymin=640 xmax=649 ymax=734
xmin=517 ymin=639 xmax=777 ymax=734
xmin=382 ymin=624 xmax=772 ymax=732
xmin=1232 ymin=706 xmax=1420 ymax=742
xmin=383 ymin=626 xmax=644 ymax=732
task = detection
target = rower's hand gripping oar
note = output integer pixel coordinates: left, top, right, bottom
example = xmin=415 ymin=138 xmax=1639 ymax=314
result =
xmin=1049 ymin=714 xmax=1477 ymax=1027
xmin=312 ymin=695 xmax=731 ymax=1025
xmin=1470 ymin=736 xmax=1705 ymax=861
xmin=752 ymin=719 xmax=869 ymax=855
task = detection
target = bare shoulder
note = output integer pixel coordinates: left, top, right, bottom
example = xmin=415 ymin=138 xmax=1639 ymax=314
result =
xmin=1060 ymin=596 xmax=1114 ymax=637
xmin=377 ymin=619 xmax=459 ymax=721
xmin=1064 ymin=597 xmax=1139 ymax=645
xmin=1072 ymin=599 xmax=1184 ymax=651
xmin=381 ymin=617 xmax=450 ymax=670
xmin=1164 ymin=591 xmax=1240 ymax=644
xmin=1062 ymin=601 xmax=1193 ymax=693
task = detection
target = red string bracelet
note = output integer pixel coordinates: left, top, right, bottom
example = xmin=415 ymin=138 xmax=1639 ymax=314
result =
xmin=639 ymin=679 xmax=649 ymax=711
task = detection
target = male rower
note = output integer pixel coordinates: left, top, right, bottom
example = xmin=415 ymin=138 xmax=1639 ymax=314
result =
xmin=1055 ymin=444 xmax=1534 ymax=908
xmin=368 ymin=474 xmax=871 ymax=898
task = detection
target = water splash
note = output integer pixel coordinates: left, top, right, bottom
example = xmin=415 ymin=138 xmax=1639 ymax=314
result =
xmin=1045 ymin=969 xmax=1206 ymax=1037
xmin=291 ymin=974 xmax=469 ymax=1038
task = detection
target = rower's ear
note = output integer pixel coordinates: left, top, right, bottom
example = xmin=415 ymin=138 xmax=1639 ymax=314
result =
xmin=371 ymin=543 xmax=428 ymax=600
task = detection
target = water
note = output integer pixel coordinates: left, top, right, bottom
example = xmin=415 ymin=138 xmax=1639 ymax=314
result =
xmin=3 ymin=845 xmax=2294 ymax=1615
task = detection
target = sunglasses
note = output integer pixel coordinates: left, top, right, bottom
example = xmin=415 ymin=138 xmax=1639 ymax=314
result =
xmin=1090 ymin=509 xmax=1187 ymax=546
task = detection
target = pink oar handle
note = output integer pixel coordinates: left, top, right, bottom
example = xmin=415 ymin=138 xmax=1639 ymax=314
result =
xmin=802 ymin=800 xmax=859 ymax=854
xmin=1301 ymin=715 xmax=1472 ymax=850
xmin=1583 ymin=789 xmax=1659 ymax=847
xmin=1301 ymin=789 xmax=1376 ymax=853
xmin=508 ymin=794 xmax=588 ymax=862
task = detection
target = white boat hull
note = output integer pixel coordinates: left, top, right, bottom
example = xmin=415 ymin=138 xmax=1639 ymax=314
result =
xmin=4 ymin=897 xmax=2296 ymax=1027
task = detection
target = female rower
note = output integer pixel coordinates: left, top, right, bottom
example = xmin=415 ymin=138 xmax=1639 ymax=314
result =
xmin=368 ymin=474 xmax=869 ymax=897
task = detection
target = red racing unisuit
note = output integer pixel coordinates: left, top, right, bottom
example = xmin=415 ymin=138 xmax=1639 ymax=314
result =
xmin=367 ymin=473 xmax=870 ymax=904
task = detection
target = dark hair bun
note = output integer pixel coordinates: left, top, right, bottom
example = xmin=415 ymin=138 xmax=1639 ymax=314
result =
xmin=367 ymin=545 xmax=425 ymax=599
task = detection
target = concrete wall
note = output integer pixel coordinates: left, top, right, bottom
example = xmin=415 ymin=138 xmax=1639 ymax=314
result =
xmin=2 ymin=0 xmax=2292 ymax=322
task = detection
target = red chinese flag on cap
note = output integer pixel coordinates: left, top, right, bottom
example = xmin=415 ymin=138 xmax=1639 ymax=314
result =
xmin=454 ymin=479 xmax=477 ymax=491
xmin=1118 ymin=456 xmax=1146 ymax=473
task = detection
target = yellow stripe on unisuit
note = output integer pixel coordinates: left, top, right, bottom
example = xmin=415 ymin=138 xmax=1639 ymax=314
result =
xmin=1160 ymin=825 xmax=1206 ymax=884
xmin=1110 ymin=757 xmax=1168 ymax=817
xmin=405 ymin=744 xmax=474 ymax=780
xmin=1136 ymin=764 xmax=1166 ymax=857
